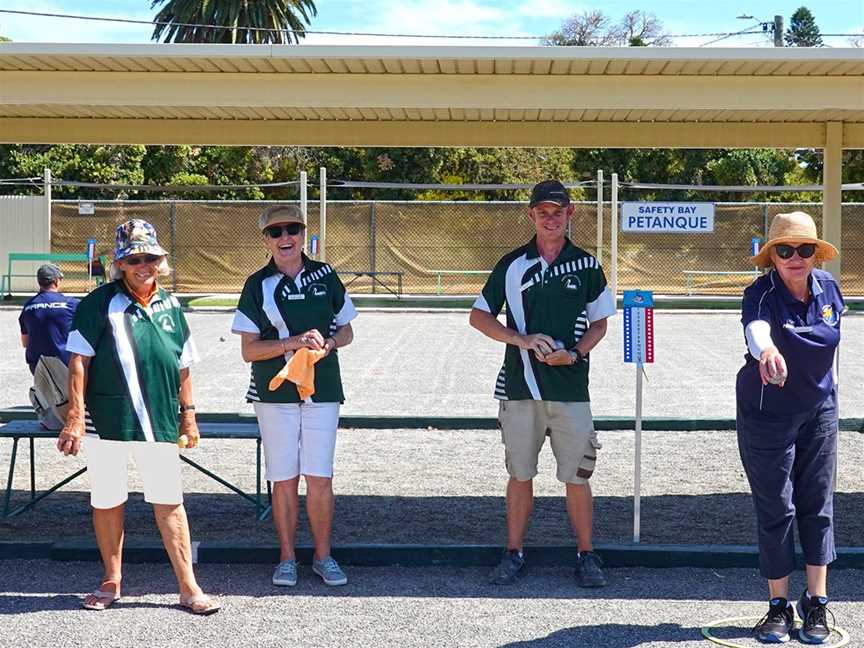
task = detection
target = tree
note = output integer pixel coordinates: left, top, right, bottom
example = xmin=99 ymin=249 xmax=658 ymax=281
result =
xmin=784 ymin=7 xmax=823 ymax=47
xmin=0 ymin=145 xmax=146 ymax=198
xmin=543 ymin=10 xmax=669 ymax=47
xmin=151 ymin=0 xmax=317 ymax=44
xmin=619 ymin=11 xmax=672 ymax=47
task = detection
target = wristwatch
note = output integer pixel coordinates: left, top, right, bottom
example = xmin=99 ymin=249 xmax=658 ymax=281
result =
xmin=568 ymin=349 xmax=585 ymax=365
xmin=179 ymin=404 xmax=196 ymax=413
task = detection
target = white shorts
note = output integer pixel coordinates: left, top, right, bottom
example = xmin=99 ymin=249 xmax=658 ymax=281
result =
xmin=83 ymin=437 xmax=183 ymax=509
xmin=253 ymin=402 xmax=340 ymax=481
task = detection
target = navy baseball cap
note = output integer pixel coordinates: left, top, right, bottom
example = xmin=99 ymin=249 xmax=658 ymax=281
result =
xmin=36 ymin=264 xmax=63 ymax=286
xmin=529 ymin=180 xmax=570 ymax=208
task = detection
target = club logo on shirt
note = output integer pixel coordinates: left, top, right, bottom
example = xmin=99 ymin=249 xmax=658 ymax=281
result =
xmin=307 ymin=283 xmax=328 ymax=297
xmin=561 ymin=274 xmax=582 ymax=292
xmin=157 ymin=314 xmax=175 ymax=333
xmin=821 ymin=304 xmax=839 ymax=326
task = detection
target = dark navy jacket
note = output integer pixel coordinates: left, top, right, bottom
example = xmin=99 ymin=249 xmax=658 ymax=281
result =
xmin=736 ymin=269 xmax=843 ymax=416
xmin=18 ymin=291 xmax=79 ymax=374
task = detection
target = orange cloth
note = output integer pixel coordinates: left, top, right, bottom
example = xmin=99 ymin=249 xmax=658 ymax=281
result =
xmin=123 ymin=279 xmax=158 ymax=307
xmin=268 ymin=347 xmax=327 ymax=399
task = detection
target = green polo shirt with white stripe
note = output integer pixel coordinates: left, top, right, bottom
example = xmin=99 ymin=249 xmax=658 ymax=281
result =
xmin=474 ymin=237 xmax=616 ymax=403
xmin=65 ymin=281 xmax=198 ymax=443
xmin=231 ymin=256 xmax=357 ymax=404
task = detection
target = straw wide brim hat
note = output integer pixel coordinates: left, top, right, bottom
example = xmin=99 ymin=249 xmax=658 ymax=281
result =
xmin=750 ymin=211 xmax=838 ymax=268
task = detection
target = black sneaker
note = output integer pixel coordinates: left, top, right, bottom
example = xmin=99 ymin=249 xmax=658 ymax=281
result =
xmin=797 ymin=592 xmax=834 ymax=645
xmin=488 ymin=549 xmax=525 ymax=585
xmin=574 ymin=551 xmax=606 ymax=588
xmin=752 ymin=598 xmax=793 ymax=644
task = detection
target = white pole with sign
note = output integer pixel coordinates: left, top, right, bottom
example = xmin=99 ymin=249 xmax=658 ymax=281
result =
xmin=623 ymin=290 xmax=654 ymax=544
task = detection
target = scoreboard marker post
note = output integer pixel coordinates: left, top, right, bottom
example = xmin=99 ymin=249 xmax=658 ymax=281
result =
xmin=623 ymin=290 xmax=654 ymax=544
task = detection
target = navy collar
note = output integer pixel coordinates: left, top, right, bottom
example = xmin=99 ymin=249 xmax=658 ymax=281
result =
xmin=770 ymin=269 xmax=823 ymax=305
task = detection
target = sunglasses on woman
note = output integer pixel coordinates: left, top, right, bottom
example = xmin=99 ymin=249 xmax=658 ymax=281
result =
xmin=774 ymin=243 xmax=816 ymax=260
xmin=265 ymin=223 xmax=304 ymax=239
xmin=124 ymin=254 xmax=162 ymax=265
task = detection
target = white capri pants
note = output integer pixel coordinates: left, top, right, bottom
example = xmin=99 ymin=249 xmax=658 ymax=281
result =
xmin=253 ymin=402 xmax=340 ymax=481
xmin=83 ymin=436 xmax=183 ymax=509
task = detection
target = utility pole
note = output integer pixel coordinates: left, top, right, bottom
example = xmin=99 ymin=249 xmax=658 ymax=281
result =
xmin=773 ymin=15 xmax=783 ymax=46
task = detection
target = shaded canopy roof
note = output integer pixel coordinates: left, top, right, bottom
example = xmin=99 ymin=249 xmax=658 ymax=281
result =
xmin=1 ymin=44 xmax=862 ymax=147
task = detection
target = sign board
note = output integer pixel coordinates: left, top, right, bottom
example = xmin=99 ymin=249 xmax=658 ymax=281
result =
xmin=621 ymin=202 xmax=714 ymax=233
xmin=86 ymin=239 xmax=96 ymax=261
xmin=78 ymin=202 xmax=95 ymax=215
xmin=309 ymin=234 xmax=319 ymax=256
xmin=623 ymin=290 xmax=654 ymax=364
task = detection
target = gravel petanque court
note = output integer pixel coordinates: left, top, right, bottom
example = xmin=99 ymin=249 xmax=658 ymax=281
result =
xmin=1 ymin=309 xmax=863 ymax=546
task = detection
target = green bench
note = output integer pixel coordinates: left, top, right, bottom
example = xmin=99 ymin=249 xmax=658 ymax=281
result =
xmin=2 ymin=252 xmax=107 ymax=298
xmin=1 ymin=419 xmax=271 ymax=520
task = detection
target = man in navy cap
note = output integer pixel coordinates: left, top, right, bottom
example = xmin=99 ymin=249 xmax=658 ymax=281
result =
xmin=470 ymin=180 xmax=615 ymax=587
xmin=19 ymin=264 xmax=79 ymax=428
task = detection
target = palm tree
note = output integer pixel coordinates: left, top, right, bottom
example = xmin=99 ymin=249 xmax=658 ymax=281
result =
xmin=151 ymin=0 xmax=317 ymax=44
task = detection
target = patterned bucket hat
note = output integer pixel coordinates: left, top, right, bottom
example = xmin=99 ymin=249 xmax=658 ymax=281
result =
xmin=114 ymin=219 xmax=168 ymax=261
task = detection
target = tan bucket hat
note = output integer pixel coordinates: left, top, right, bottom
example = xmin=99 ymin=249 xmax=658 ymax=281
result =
xmin=259 ymin=204 xmax=305 ymax=231
xmin=750 ymin=211 xmax=838 ymax=268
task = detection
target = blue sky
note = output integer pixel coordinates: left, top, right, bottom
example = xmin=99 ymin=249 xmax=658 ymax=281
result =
xmin=0 ymin=1 xmax=861 ymax=47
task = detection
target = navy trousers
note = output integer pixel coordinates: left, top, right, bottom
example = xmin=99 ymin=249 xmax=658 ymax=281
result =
xmin=736 ymin=391 xmax=838 ymax=580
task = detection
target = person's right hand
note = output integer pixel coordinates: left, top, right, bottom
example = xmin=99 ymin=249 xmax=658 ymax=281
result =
xmin=57 ymin=415 xmax=85 ymax=456
xmin=297 ymin=329 xmax=324 ymax=350
xmin=759 ymin=347 xmax=788 ymax=387
xmin=518 ymin=333 xmax=556 ymax=360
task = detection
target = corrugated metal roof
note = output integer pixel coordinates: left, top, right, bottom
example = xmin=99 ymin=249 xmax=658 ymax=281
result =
xmin=1 ymin=43 xmax=862 ymax=76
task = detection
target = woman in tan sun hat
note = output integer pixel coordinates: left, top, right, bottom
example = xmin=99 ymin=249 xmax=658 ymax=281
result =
xmin=736 ymin=211 xmax=844 ymax=644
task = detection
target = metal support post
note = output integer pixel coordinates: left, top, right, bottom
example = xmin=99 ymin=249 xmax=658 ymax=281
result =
xmin=170 ymin=201 xmax=178 ymax=292
xmin=610 ymin=173 xmax=619 ymax=300
xmin=596 ymin=170 xmax=604 ymax=266
xmin=319 ymin=167 xmax=327 ymax=263
xmin=370 ymin=203 xmax=377 ymax=294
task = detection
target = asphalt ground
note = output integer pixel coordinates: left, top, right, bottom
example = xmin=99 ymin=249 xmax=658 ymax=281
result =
xmin=1 ymin=560 xmax=862 ymax=648
xmin=2 ymin=309 xmax=864 ymax=418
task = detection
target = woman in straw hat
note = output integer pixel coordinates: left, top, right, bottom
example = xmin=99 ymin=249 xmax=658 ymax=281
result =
xmin=736 ymin=211 xmax=843 ymax=644
xmin=231 ymin=205 xmax=357 ymax=589
xmin=58 ymin=219 xmax=219 ymax=615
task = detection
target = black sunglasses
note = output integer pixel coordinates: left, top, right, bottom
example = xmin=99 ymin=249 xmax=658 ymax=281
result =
xmin=124 ymin=254 xmax=161 ymax=265
xmin=774 ymin=243 xmax=816 ymax=260
xmin=265 ymin=223 xmax=304 ymax=239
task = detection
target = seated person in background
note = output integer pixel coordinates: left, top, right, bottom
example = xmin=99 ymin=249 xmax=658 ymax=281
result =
xmin=19 ymin=264 xmax=80 ymax=429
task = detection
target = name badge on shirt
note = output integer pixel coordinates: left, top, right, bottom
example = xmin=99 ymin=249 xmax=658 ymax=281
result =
xmin=783 ymin=322 xmax=813 ymax=334
xmin=284 ymin=294 xmax=305 ymax=301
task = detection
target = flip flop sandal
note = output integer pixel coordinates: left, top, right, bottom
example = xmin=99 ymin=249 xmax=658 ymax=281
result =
xmin=179 ymin=594 xmax=220 ymax=616
xmin=82 ymin=589 xmax=121 ymax=611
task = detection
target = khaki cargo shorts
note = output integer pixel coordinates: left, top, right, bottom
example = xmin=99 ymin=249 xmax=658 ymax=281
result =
xmin=498 ymin=400 xmax=600 ymax=484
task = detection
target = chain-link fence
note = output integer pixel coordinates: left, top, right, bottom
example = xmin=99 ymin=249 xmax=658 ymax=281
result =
xmin=50 ymin=200 xmax=864 ymax=296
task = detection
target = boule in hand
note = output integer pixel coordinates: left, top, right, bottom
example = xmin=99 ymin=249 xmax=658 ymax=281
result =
xmin=767 ymin=370 xmax=787 ymax=385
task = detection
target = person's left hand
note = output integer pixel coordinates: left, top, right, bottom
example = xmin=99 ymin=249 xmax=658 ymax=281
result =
xmin=179 ymin=412 xmax=200 ymax=449
xmin=321 ymin=337 xmax=337 ymax=358
xmin=543 ymin=349 xmax=574 ymax=366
